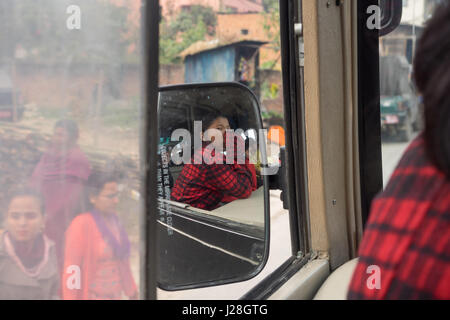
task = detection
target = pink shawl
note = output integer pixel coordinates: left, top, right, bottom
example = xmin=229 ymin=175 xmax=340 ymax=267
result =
xmin=30 ymin=145 xmax=91 ymax=267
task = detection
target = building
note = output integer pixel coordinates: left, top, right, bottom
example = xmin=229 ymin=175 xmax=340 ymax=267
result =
xmin=181 ymin=39 xmax=266 ymax=99
xmin=216 ymin=13 xmax=281 ymax=70
xmin=161 ymin=0 xmax=263 ymax=17
xmin=380 ymin=0 xmax=443 ymax=63
xmin=401 ymin=0 xmax=444 ymax=25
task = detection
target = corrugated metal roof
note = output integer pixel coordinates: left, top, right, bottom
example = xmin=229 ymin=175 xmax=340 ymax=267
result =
xmin=180 ymin=38 xmax=267 ymax=59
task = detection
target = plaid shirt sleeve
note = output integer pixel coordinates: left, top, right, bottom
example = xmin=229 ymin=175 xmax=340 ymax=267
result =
xmin=347 ymin=136 xmax=450 ymax=300
xmin=170 ymin=147 xmax=254 ymax=210
xmin=204 ymin=162 xmax=254 ymax=199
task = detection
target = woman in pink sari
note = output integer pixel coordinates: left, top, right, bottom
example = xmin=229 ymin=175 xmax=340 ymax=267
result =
xmin=30 ymin=119 xmax=91 ymax=268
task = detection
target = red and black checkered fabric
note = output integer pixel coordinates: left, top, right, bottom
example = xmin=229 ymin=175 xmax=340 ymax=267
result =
xmin=170 ymin=146 xmax=255 ymax=211
xmin=348 ymin=135 xmax=450 ymax=299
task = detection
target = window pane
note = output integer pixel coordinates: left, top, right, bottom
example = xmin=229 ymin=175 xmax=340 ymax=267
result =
xmin=379 ymin=0 xmax=441 ymax=186
xmin=158 ymin=0 xmax=291 ymax=299
xmin=0 ymin=0 xmax=144 ymax=300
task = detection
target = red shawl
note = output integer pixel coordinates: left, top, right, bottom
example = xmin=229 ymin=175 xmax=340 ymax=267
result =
xmin=348 ymin=135 xmax=450 ymax=299
xmin=30 ymin=145 xmax=91 ymax=267
xmin=62 ymin=213 xmax=137 ymax=300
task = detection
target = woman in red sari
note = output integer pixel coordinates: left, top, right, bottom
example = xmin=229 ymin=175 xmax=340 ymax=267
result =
xmin=30 ymin=119 xmax=91 ymax=269
xmin=62 ymin=170 xmax=137 ymax=300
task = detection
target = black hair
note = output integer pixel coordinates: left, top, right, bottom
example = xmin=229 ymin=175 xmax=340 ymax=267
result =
xmin=200 ymin=111 xmax=227 ymax=133
xmin=85 ymin=169 xmax=121 ymax=199
xmin=5 ymin=187 xmax=45 ymax=216
xmin=413 ymin=0 xmax=450 ymax=180
xmin=54 ymin=119 xmax=79 ymax=142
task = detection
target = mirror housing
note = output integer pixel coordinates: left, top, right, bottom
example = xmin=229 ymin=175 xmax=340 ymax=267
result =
xmin=157 ymin=82 xmax=270 ymax=290
xmin=268 ymin=146 xmax=289 ymax=210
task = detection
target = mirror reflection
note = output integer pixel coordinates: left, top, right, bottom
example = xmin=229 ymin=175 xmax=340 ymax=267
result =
xmin=157 ymin=83 xmax=268 ymax=289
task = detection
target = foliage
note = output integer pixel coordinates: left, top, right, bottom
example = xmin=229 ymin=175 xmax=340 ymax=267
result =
xmin=2 ymin=0 xmax=132 ymax=65
xmin=261 ymin=110 xmax=283 ymax=120
xmin=261 ymin=81 xmax=280 ymax=100
xmin=261 ymin=0 xmax=281 ymax=70
xmin=160 ymin=5 xmax=217 ymax=64
xmin=262 ymin=0 xmax=279 ymax=12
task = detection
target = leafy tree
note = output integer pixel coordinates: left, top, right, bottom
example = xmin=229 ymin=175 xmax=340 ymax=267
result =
xmin=262 ymin=0 xmax=279 ymax=12
xmin=160 ymin=5 xmax=217 ymax=64
xmin=1 ymin=0 xmax=131 ymax=65
xmin=261 ymin=0 xmax=281 ymax=70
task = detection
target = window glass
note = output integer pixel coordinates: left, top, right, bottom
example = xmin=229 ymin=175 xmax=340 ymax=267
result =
xmin=379 ymin=0 xmax=441 ymax=186
xmin=158 ymin=0 xmax=291 ymax=299
xmin=0 ymin=0 xmax=144 ymax=300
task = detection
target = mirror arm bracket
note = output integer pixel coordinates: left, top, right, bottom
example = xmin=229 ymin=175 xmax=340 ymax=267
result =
xmin=269 ymin=146 xmax=289 ymax=209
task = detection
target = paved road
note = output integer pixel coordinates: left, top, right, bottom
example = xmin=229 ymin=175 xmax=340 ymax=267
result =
xmin=381 ymin=134 xmax=418 ymax=187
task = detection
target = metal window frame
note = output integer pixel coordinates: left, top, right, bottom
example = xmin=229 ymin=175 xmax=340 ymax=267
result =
xmin=141 ymin=0 xmax=159 ymax=300
xmin=357 ymin=0 xmax=383 ymax=228
xmin=144 ymin=0 xmax=389 ymax=299
xmin=241 ymin=0 xmax=311 ymax=300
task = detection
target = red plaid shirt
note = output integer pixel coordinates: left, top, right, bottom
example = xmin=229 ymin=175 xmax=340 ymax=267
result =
xmin=170 ymin=146 xmax=256 ymax=210
xmin=348 ymin=135 xmax=450 ymax=299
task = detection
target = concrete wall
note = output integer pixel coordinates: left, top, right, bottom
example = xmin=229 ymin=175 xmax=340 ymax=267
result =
xmin=11 ymin=62 xmax=282 ymax=118
xmin=12 ymin=63 xmax=184 ymax=110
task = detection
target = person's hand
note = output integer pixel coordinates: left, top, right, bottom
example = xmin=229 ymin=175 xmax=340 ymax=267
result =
xmin=224 ymin=132 xmax=246 ymax=162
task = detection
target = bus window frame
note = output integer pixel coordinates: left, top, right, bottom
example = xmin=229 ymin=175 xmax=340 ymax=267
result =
xmin=242 ymin=0 xmax=312 ymax=300
xmin=142 ymin=0 xmax=159 ymax=300
xmin=357 ymin=0 xmax=384 ymax=228
xmin=147 ymin=0 xmax=386 ymax=299
xmin=244 ymin=0 xmax=386 ymax=299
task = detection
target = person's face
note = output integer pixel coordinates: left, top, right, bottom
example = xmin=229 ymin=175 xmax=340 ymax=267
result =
xmin=90 ymin=182 xmax=120 ymax=214
xmin=5 ymin=196 xmax=44 ymax=243
xmin=203 ymin=117 xmax=230 ymax=148
xmin=52 ymin=127 xmax=72 ymax=148
xmin=207 ymin=117 xmax=230 ymax=135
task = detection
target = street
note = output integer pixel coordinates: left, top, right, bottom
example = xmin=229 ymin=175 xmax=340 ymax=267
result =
xmin=381 ymin=134 xmax=418 ymax=187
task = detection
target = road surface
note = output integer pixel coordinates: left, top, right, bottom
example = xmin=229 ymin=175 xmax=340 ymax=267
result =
xmin=381 ymin=134 xmax=417 ymax=187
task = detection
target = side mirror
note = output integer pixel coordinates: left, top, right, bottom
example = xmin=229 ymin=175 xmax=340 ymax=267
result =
xmin=157 ymin=82 xmax=271 ymax=290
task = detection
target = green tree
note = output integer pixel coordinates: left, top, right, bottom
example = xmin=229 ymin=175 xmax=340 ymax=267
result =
xmin=261 ymin=0 xmax=281 ymax=70
xmin=160 ymin=5 xmax=217 ymax=64
xmin=262 ymin=0 xmax=279 ymax=12
xmin=4 ymin=0 xmax=131 ymax=65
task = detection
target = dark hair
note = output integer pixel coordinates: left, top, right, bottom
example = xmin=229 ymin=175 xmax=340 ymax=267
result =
xmin=413 ymin=1 xmax=450 ymax=180
xmin=54 ymin=119 xmax=79 ymax=142
xmin=85 ymin=169 xmax=121 ymax=199
xmin=200 ymin=112 xmax=227 ymax=133
xmin=5 ymin=187 xmax=45 ymax=216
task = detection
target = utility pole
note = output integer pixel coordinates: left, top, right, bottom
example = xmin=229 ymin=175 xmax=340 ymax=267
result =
xmin=412 ymin=0 xmax=417 ymax=60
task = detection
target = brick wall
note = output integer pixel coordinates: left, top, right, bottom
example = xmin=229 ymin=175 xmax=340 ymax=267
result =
xmin=12 ymin=62 xmax=282 ymax=118
xmin=12 ymin=63 xmax=185 ymax=111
